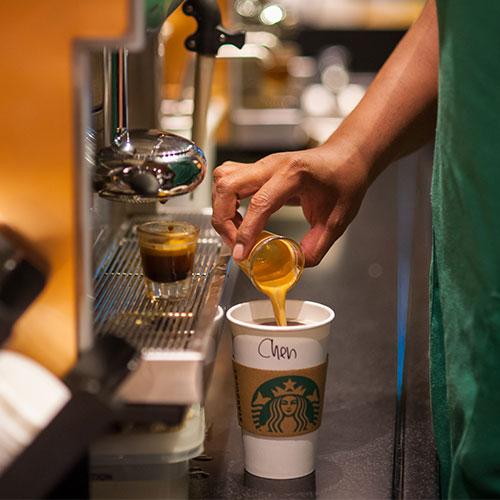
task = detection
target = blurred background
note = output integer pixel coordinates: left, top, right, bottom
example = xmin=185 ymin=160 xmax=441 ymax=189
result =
xmin=128 ymin=0 xmax=425 ymax=206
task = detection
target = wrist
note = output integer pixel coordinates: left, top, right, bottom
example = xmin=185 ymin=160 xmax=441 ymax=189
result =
xmin=321 ymin=121 xmax=381 ymax=186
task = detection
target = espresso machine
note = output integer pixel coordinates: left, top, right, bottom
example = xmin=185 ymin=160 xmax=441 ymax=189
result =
xmin=0 ymin=1 xmax=244 ymax=497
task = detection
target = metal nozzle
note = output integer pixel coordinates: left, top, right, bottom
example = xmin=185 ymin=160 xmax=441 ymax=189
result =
xmin=94 ymin=129 xmax=207 ymax=203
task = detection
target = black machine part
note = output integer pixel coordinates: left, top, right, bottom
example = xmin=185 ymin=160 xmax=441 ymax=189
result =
xmin=0 ymin=226 xmax=48 ymax=346
xmin=183 ymin=0 xmax=246 ymax=56
xmin=0 ymin=335 xmax=140 ymax=500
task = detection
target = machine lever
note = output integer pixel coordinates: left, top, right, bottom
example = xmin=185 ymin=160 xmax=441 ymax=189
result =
xmin=183 ymin=0 xmax=246 ymax=56
xmin=182 ymin=0 xmax=245 ymax=150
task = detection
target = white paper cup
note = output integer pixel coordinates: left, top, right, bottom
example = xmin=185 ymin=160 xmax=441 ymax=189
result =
xmin=226 ymin=300 xmax=334 ymax=479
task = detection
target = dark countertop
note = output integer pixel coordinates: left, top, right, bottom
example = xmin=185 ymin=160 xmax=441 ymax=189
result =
xmin=190 ymin=147 xmax=439 ymax=499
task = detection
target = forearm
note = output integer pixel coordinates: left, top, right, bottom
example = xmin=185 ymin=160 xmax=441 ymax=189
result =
xmin=326 ymin=0 xmax=439 ymax=182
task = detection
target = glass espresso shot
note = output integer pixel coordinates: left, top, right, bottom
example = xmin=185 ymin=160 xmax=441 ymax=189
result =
xmin=136 ymin=221 xmax=199 ymax=300
xmin=238 ymin=231 xmax=304 ymax=326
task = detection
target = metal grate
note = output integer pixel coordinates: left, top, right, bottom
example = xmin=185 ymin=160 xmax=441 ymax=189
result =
xmin=93 ymin=211 xmax=229 ymax=354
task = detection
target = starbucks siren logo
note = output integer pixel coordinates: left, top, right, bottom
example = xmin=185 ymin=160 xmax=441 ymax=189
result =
xmin=251 ymin=375 xmax=321 ymax=434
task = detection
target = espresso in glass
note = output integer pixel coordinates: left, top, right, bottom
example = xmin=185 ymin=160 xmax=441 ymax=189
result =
xmin=140 ymin=245 xmax=195 ymax=283
xmin=137 ymin=221 xmax=199 ymax=300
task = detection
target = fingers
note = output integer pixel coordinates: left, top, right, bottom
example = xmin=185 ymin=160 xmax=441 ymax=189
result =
xmin=232 ymin=163 xmax=303 ymax=261
xmin=300 ymin=223 xmax=344 ymax=267
xmin=215 ymin=211 xmax=243 ymax=250
xmin=299 ymin=196 xmax=353 ymax=267
xmin=212 ymin=156 xmax=298 ymax=259
xmin=211 ymin=161 xmax=269 ymax=247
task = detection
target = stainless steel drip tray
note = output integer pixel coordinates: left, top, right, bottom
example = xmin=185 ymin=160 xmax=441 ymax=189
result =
xmin=93 ymin=209 xmax=230 ymax=405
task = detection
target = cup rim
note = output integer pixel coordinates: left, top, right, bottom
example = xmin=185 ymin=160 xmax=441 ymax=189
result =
xmin=136 ymin=220 xmax=199 ymax=238
xmin=226 ymin=299 xmax=335 ymax=332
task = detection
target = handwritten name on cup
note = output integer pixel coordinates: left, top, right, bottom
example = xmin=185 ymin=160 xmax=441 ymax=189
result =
xmin=258 ymin=338 xmax=298 ymax=361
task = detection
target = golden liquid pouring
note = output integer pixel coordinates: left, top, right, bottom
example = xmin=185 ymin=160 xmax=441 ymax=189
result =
xmin=239 ymin=233 xmax=303 ymax=326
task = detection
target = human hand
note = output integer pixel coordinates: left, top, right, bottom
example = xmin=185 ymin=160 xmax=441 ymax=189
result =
xmin=211 ymin=140 xmax=371 ymax=267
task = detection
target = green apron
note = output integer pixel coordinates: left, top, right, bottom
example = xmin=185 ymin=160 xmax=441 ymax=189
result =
xmin=431 ymin=1 xmax=500 ymax=497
